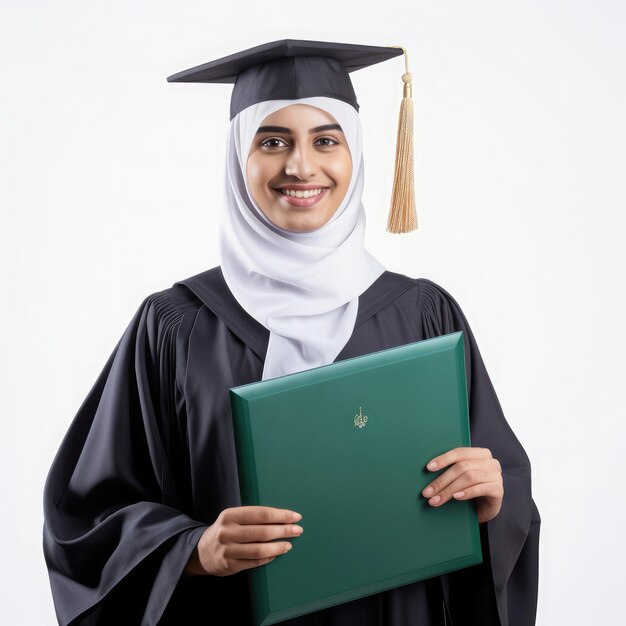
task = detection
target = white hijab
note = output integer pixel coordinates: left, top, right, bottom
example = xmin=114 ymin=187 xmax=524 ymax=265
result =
xmin=219 ymin=96 xmax=386 ymax=380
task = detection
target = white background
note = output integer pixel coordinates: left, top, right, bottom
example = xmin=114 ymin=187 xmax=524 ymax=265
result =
xmin=1 ymin=1 xmax=624 ymax=624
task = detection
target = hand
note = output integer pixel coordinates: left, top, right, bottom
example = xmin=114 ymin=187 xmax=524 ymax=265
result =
xmin=421 ymin=447 xmax=503 ymax=524
xmin=184 ymin=506 xmax=304 ymax=577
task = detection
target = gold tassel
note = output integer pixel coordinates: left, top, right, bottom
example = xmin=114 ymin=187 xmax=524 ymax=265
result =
xmin=387 ymin=45 xmax=417 ymax=234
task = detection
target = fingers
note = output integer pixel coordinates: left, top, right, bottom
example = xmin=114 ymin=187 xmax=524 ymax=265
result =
xmin=422 ymin=457 xmax=501 ymax=499
xmin=424 ymin=470 xmax=497 ymax=507
xmin=220 ymin=506 xmax=304 ymax=562
xmin=226 ymin=537 xmax=294 ymax=561
xmin=426 ymin=447 xmax=493 ymax=472
xmin=226 ymin=555 xmax=280 ymax=574
xmin=225 ymin=505 xmax=302 ymax=524
xmin=224 ymin=522 xmax=304 ymax=546
xmin=452 ymin=481 xmax=504 ymax=503
xmin=421 ymin=448 xmax=503 ymax=510
xmin=216 ymin=549 xmax=289 ymax=576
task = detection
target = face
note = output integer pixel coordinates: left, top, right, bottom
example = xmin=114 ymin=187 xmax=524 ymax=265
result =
xmin=246 ymin=104 xmax=353 ymax=232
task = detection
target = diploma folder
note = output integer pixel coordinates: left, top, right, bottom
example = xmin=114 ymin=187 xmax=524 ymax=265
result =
xmin=229 ymin=331 xmax=481 ymax=626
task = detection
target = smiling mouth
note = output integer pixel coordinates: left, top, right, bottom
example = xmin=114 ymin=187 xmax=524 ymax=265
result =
xmin=273 ymin=187 xmax=329 ymax=208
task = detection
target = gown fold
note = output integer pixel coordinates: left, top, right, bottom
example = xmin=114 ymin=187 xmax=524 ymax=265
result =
xmin=43 ymin=292 xmax=210 ymax=625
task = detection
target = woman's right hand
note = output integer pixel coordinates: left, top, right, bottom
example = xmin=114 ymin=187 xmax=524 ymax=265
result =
xmin=183 ymin=506 xmax=304 ymax=577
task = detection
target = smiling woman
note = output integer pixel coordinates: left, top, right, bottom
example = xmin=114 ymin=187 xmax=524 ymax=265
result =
xmin=42 ymin=39 xmax=540 ymax=626
xmin=246 ymin=104 xmax=353 ymax=231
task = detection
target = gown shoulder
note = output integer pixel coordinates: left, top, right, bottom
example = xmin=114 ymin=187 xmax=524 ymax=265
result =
xmin=370 ymin=270 xmax=471 ymax=337
xmin=161 ymin=266 xmax=466 ymax=343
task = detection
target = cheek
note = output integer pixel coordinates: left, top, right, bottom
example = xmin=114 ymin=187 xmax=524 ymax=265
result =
xmin=246 ymin=159 xmax=261 ymax=187
xmin=246 ymin=157 xmax=272 ymax=191
xmin=329 ymin=151 xmax=352 ymax=189
xmin=247 ymin=158 xmax=281 ymax=201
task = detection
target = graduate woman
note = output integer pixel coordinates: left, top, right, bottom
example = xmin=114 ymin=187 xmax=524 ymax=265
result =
xmin=43 ymin=40 xmax=540 ymax=625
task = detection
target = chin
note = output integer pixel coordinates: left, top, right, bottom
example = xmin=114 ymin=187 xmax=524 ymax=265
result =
xmin=285 ymin=213 xmax=332 ymax=232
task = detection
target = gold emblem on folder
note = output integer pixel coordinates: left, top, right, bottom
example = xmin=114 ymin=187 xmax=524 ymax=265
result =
xmin=354 ymin=406 xmax=368 ymax=429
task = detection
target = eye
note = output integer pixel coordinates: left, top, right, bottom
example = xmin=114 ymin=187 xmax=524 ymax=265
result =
xmin=260 ymin=137 xmax=288 ymax=149
xmin=315 ymin=136 xmax=340 ymax=147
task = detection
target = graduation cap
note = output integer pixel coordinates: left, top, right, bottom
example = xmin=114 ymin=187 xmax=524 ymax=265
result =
xmin=167 ymin=39 xmax=417 ymax=233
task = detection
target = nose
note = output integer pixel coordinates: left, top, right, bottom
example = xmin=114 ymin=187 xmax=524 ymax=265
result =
xmin=284 ymin=143 xmax=316 ymax=179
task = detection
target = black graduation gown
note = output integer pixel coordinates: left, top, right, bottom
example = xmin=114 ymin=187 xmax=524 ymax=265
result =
xmin=43 ymin=266 xmax=540 ymax=626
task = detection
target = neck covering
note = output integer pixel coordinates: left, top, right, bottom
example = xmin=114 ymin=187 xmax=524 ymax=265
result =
xmin=219 ymin=96 xmax=386 ymax=380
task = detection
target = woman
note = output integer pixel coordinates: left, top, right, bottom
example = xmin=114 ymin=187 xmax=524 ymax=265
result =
xmin=43 ymin=40 xmax=540 ymax=625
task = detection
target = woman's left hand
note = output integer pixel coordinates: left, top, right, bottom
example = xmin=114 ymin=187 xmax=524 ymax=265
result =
xmin=421 ymin=447 xmax=504 ymax=524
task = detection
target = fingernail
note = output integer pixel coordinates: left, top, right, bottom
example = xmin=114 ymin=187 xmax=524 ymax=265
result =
xmin=427 ymin=461 xmax=438 ymax=470
xmin=285 ymin=543 xmax=292 ymax=551
xmin=423 ymin=486 xmax=434 ymax=497
xmin=453 ymin=491 xmax=465 ymax=499
xmin=292 ymin=525 xmax=303 ymax=534
xmin=292 ymin=512 xmax=302 ymax=521
xmin=429 ymin=495 xmax=441 ymax=505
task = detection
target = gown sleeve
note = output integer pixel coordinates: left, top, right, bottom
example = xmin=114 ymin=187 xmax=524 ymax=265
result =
xmin=42 ymin=292 xmax=210 ymax=626
xmin=417 ymin=278 xmax=541 ymax=626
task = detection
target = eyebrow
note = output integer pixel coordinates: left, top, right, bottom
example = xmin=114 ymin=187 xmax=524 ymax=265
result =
xmin=255 ymin=123 xmax=343 ymax=135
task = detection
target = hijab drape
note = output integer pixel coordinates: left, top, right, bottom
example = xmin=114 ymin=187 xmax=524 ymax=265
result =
xmin=219 ymin=96 xmax=386 ymax=380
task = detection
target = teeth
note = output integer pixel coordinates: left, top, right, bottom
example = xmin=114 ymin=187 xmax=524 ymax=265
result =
xmin=280 ymin=188 xmax=324 ymax=198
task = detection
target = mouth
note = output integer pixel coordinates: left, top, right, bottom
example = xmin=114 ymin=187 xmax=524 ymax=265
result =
xmin=272 ymin=185 xmax=329 ymax=208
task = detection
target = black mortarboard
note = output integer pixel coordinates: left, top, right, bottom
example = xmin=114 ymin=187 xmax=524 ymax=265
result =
xmin=167 ymin=39 xmax=418 ymax=233
xmin=167 ymin=39 xmax=403 ymax=120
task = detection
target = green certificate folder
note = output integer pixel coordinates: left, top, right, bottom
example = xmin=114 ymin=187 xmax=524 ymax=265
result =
xmin=228 ymin=331 xmax=482 ymax=626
